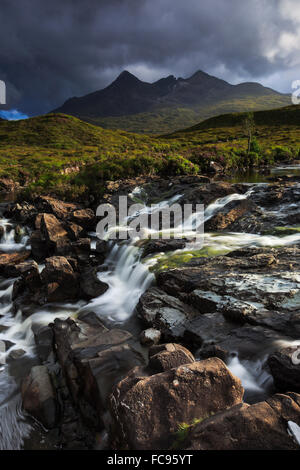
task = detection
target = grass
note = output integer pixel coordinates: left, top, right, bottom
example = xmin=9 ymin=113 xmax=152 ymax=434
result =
xmin=0 ymin=104 xmax=299 ymax=201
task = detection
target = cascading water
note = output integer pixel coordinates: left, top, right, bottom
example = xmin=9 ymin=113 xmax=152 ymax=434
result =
xmin=0 ymin=174 xmax=300 ymax=448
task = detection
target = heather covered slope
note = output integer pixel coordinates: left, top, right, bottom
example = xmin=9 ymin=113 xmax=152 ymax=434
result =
xmin=52 ymin=70 xmax=290 ymax=134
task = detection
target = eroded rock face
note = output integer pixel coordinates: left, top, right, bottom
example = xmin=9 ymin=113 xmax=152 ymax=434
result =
xmin=51 ymin=316 xmax=145 ymax=431
xmin=205 ymin=199 xmax=260 ymax=231
xmin=21 ymin=365 xmax=59 ymax=429
xmin=268 ymin=347 xmax=300 ymax=393
xmin=186 ymin=393 xmax=300 ymax=450
xmin=110 ymin=357 xmax=244 ymax=450
xmin=0 ymin=251 xmax=30 ymax=276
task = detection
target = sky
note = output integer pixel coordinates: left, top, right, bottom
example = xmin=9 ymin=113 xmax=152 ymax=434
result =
xmin=0 ymin=0 xmax=299 ymax=117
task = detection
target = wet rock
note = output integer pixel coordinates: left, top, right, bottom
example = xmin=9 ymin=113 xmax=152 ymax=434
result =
xmin=141 ymin=239 xmax=187 ymax=258
xmin=186 ymin=393 xmax=300 ymax=450
xmin=179 ymin=182 xmax=247 ymax=210
xmin=148 ymin=343 xmax=195 ymax=373
xmin=0 ymin=251 xmax=30 ymax=276
xmin=79 ymin=266 xmax=109 ymax=299
xmin=33 ymin=325 xmax=55 ymax=363
xmin=205 ymin=199 xmax=258 ymax=231
xmin=21 ymin=365 xmax=59 ymax=429
xmin=41 ymin=256 xmax=79 ymax=302
xmin=95 ymin=240 xmax=109 ymax=256
xmin=40 ymin=213 xmax=70 ymax=254
xmin=9 ymin=348 xmax=25 ymax=359
xmin=268 ymin=347 xmax=300 ymax=393
xmin=51 ymin=317 xmax=144 ymax=431
xmin=140 ymin=328 xmax=161 ymax=346
xmin=71 ymin=209 xmax=95 ymax=230
xmin=110 ymin=357 xmax=244 ymax=450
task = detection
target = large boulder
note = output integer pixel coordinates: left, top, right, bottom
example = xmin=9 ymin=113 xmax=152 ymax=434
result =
xmin=110 ymin=357 xmax=244 ymax=450
xmin=51 ymin=317 xmax=144 ymax=430
xmin=41 ymin=256 xmax=79 ymax=302
xmin=21 ymin=365 xmax=59 ymax=429
xmin=268 ymin=347 xmax=300 ymax=392
xmin=186 ymin=392 xmax=300 ymax=450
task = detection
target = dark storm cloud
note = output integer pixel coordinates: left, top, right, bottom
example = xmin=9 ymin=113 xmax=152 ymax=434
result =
xmin=0 ymin=0 xmax=299 ymax=115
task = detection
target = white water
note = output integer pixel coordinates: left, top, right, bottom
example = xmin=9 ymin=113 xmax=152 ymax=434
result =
xmin=0 ymin=180 xmax=300 ymax=448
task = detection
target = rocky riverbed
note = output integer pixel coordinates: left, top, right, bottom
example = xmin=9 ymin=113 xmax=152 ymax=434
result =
xmin=0 ymin=170 xmax=300 ymax=450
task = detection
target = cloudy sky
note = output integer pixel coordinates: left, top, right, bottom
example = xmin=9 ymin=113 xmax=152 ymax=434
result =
xmin=0 ymin=0 xmax=299 ymax=117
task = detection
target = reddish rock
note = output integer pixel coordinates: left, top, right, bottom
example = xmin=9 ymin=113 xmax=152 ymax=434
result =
xmin=110 ymin=357 xmax=244 ymax=450
xmin=186 ymin=392 xmax=300 ymax=450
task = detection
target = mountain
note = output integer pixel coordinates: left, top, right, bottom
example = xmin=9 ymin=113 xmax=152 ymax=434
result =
xmin=52 ymin=70 xmax=291 ymax=133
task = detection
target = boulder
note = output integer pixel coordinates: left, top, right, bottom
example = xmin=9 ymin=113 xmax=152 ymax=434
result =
xmin=110 ymin=357 xmax=244 ymax=450
xmin=66 ymin=223 xmax=86 ymax=241
xmin=21 ymin=365 xmax=59 ymax=429
xmin=148 ymin=343 xmax=195 ymax=373
xmin=51 ymin=317 xmax=144 ymax=430
xmin=40 ymin=213 xmax=70 ymax=254
xmin=0 ymin=251 xmax=30 ymax=276
xmin=186 ymin=392 xmax=300 ymax=450
xmin=79 ymin=267 xmax=109 ymax=299
xmin=268 ymin=347 xmax=300 ymax=392
xmin=41 ymin=256 xmax=79 ymax=302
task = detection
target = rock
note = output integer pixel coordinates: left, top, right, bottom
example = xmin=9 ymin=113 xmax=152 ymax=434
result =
xmin=0 ymin=251 xmax=30 ymax=276
xmin=70 ymin=238 xmax=91 ymax=257
xmin=33 ymin=325 xmax=54 ymax=363
xmin=186 ymin=392 xmax=300 ymax=450
xmin=140 ymin=328 xmax=161 ymax=346
xmin=9 ymin=349 xmax=25 ymax=359
xmin=95 ymin=240 xmax=109 ymax=256
xmin=66 ymin=223 xmax=86 ymax=241
xmin=110 ymin=357 xmax=244 ymax=450
xmin=205 ymin=199 xmax=258 ymax=231
xmin=30 ymin=230 xmax=49 ymax=260
xmin=268 ymin=347 xmax=300 ymax=392
xmin=148 ymin=343 xmax=195 ymax=373
xmin=79 ymin=267 xmax=109 ymax=299
xmin=40 ymin=213 xmax=70 ymax=253
xmin=34 ymin=196 xmax=79 ymax=220
xmin=5 ymin=202 xmax=37 ymax=225
xmin=0 ymin=177 xmax=19 ymax=192
xmin=141 ymin=239 xmax=187 ymax=258
xmin=21 ymin=365 xmax=59 ymax=429
xmin=51 ymin=317 xmax=144 ymax=430
xmin=71 ymin=209 xmax=95 ymax=230
xmin=41 ymin=256 xmax=79 ymax=302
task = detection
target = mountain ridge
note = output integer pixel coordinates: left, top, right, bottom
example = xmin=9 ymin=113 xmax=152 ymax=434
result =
xmin=52 ymin=69 xmax=291 ymax=133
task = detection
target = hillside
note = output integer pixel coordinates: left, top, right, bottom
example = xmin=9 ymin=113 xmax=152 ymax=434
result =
xmin=164 ymin=104 xmax=300 ymax=147
xmin=52 ymin=70 xmax=290 ymax=134
xmin=0 ymin=106 xmax=299 ymax=201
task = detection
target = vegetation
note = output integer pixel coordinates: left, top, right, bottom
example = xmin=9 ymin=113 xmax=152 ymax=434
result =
xmin=0 ymin=104 xmax=299 ymax=201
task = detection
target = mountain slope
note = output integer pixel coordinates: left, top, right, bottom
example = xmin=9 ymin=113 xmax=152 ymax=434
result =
xmin=52 ymin=70 xmax=290 ymax=133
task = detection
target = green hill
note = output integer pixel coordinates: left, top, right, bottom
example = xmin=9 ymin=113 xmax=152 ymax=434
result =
xmin=0 ymin=106 xmax=299 ymax=201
